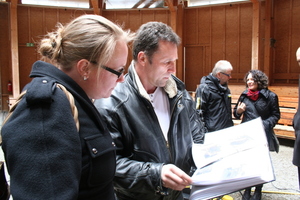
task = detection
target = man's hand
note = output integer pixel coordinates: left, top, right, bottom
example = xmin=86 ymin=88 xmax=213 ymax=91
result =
xmin=161 ymin=164 xmax=192 ymax=191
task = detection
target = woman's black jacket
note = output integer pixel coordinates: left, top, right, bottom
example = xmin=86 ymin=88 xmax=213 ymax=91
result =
xmin=1 ymin=61 xmax=116 ymax=200
xmin=233 ymin=88 xmax=280 ymax=152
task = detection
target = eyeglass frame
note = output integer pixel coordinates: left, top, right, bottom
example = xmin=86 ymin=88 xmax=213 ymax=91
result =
xmin=100 ymin=65 xmax=125 ymax=78
xmin=90 ymin=60 xmax=125 ymax=78
xmin=220 ymin=72 xmax=231 ymax=78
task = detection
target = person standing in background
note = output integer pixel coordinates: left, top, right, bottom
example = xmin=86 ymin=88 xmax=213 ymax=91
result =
xmin=293 ymin=46 xmax=300 ymax=189
xmin=94 ymin=21 xmax=205 ymax=200
xmin=195 ymin=60 xmax=234 ymax=132
xmin=1 ymin=15 xmax=134 ymax=200
xmin=234 ymin=69 xmax=280 ymax=200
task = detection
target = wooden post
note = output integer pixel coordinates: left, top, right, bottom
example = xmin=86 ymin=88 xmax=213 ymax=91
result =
xmin=165 ymin=0 xmax=176 ymax=31
xmin=251 ymin=0 xmax=260 ymax=70
xmin=9 ymin=0 xmax=20 ymax=105
xmin=176 ymin=3 xmax=184 ymax=81
xmin=263 ymin=0 xmax=273 ymax=82
xmin=90 ymin=0 xmax=103 ymax=15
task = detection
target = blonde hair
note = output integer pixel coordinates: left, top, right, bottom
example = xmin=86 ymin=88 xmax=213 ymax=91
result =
xmin=39 ymin=14 xmax=134 ymax=71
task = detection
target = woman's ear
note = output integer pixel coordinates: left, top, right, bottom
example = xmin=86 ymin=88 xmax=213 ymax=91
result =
xmin=77 ymin=59 xmax=90 ymax=79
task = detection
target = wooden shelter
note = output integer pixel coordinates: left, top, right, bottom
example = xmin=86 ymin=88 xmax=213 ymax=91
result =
xmin=0 ymin=1 xmax=300 ymax=138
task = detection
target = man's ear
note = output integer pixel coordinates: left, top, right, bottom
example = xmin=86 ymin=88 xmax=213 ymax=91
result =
xmin=137 ymin=51 xmax=147 ymax=66
xmin=77 ymin=59 xmax=90 ymax=78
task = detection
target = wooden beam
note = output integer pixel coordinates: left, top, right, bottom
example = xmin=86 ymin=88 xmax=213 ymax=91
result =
xmin=9 ymin=0 xmax=20 ymax=101
xmin=263 ymin=0 xmax=273 ymax=81
xmin=90 ymin=0 xmax=103 ymax=15
xmin=133 ymin=0 xmax=145 ymax=8
xmin=6 ymin=0 xmax=22 ymax=3
xmin=165 ymin=0 xmax=176 ymax=31
xmin=165 ymin=0 xmax=175 ymax=12
xmin=176 ymin=3 xmax=184 ymax=81
xmin=143 ymin=0 xmax=159 ymax=8
xmin=251 ymin=0 xmax=260 ymax=70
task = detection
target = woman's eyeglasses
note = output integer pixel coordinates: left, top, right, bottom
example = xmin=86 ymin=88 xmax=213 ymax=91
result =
xmin=100 ymin=65 xmax=125 ymax=78
xmin=90 ymin=61 xmax=125 ymax=78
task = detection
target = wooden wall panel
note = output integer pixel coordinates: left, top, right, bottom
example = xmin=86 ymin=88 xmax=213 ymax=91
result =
xmin=58 ymin=9 xmax=78 ymax=24
xmin=112 ymin=11 xmax=129 ymax=28
xmin=184 ymin=9 xmax=198 ymax=45
xmin=18 ymin=6 xmax=30 ymax=45
xmin=225 ymin=5 xmax=240 ymax=70
xmin=185 ymin=46 xmax=204 ymax=91
xmin=183 ymin=3 xmax=254 ymax=90
xmin=273 ymin=0 xmax=290 ymax=74
xmin=18 ymin=46 xmax=37 ymax=88
xmin=154 ymin=10 xmax=169 ymax=23
xmin=272 ymin=0 xmax=300 ymax=85
xmin=44 ymin=8 xmax=59 ymax=33
xmin=290 ymin=0 xmax=300 ymax=73
xmin=0 ymin=3 xmax=11 ymax=111
xmin=238 ymin=4 xmax=252 ymax=75
xmin=198 ymin=8 xmax=211 ymax=45
xmin=126 ymin=11 xmax=142 ymax=31
xmin=30 ymin=7 xmax=44 ymax=43
xmin=211 ymin=6 xmax=226 ymax=63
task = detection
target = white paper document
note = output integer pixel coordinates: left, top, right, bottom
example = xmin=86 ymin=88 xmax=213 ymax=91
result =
xmin=190 ymin=117 xmax=275 ymax=200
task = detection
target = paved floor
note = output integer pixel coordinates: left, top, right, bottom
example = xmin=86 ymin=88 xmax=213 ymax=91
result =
xmin=228 ymin=138 xmax=300 ymax=200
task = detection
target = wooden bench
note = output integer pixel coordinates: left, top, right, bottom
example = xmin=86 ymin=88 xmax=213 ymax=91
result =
xmin=230 ymin=85 xmax=298 ymax=140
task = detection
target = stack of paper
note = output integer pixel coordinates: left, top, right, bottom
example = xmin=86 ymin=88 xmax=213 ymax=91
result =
xmin=190 ymin=117 xmax=275 ymax=200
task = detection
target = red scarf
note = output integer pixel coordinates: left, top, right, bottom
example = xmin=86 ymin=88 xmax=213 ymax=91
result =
xmin=247 ymin=89 xmax=259 ymax=101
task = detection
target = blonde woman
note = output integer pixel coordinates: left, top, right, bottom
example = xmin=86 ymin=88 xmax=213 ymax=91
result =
xmin=1 ymin=15 xmax=134 ymax=200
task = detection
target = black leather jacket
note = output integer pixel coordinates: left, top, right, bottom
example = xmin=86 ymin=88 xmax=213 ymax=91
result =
xmin=95 ymin=63 xmax=205 ymax=200
xmin=195 ymin=74 xmax=233 ymax=132
xmin=233 ymin=88 xmax=280 ymax=152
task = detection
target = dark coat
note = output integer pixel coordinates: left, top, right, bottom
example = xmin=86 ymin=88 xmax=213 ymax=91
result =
xmin=94 ymin=63 xmax=205 ymax=200
xmin=233 ymin=89 xmax=280 ymax=152
xmin=1 ymin=61 xmax=116 ymax=200
xmin=293 ymin=86 xmax=300 ymax=166
xmin=195 ymin=74 xmax=233 ymax=132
